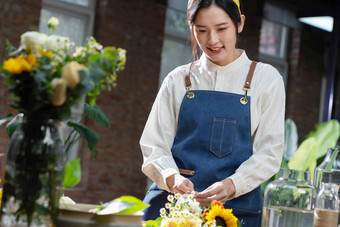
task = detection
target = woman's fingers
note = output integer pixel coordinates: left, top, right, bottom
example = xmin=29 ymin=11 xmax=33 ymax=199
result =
xmin=172 ymin=174 xmax=195 ymax=194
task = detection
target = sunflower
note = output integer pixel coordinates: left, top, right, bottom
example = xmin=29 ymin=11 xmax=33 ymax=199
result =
xmin=203 ymin=200 xmax=238 ymax=227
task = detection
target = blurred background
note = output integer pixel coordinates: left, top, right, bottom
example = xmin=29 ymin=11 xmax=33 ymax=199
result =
xmin=0 ymin=0 xmax=339 ymax=204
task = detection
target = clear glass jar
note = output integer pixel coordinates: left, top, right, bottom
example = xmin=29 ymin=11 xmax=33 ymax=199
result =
xmin=313 ymin=181 xmax=339 ymax=227
xmin=262 ymin=168 xmax=316 ymax=227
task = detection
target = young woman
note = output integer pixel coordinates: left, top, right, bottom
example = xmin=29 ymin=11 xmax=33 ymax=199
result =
xmin=140 ymin=0 xmax=285 ymax=226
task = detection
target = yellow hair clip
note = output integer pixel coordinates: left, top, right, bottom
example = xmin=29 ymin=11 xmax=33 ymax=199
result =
xmin=188 ymin=0 xmax=241 ymax=15
xmin=233 ymin=0 xmax=241 ymax=15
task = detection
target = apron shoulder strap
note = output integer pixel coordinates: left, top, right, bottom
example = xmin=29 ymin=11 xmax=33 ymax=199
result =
xmin=243 ymin=61 xmax=257 ymax=90
xmin=185 ymin=63 xmax=194 ymax=91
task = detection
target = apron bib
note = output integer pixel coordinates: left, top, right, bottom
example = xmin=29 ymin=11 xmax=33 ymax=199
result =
xmin=143 ymin=62 xmax=262 ymax=227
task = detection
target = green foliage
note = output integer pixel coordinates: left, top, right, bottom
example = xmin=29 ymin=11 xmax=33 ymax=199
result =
xmin=304 ymin=119 xmax=340 ymax=159
xmin=288 ymin=119 xmax=340 ymax=179
xmin=267 ymin=187 xmax=312 ymax=209
xmin=84 ymin=103 xmax=111 ymax=129
xmin=67 ymin=121 xmax=99 ymax=157
xmin=288 ymin=138 xmax=318 ymax=171
xmin=64 ymin=158 xmax=82 ymax=188
xmin=145 ymin=217 xmax=163 ymax=227
xmin=92 ymin=196 xmax=150 ymax=215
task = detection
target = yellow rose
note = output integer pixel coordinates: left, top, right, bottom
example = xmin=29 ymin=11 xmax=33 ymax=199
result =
xmin=49 ymin=78 xmax=67 ymax=106
xmin=61 ymin=61 xmax=86 ymax=89
xmin=17 ymin=57 xmax=32 ymax=72
xmin=3 ymin=56 xmax=32 ymax=74
xmin=26 ymin=53 xmax=37 ymax=66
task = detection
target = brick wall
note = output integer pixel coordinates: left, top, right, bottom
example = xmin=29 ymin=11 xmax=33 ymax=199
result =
xmin=286 ymin=25 xmax=329 ymax=140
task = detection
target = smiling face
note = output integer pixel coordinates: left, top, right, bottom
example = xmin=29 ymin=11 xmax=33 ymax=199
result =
xmin=192 ymin=4 xmax=245 ymax=66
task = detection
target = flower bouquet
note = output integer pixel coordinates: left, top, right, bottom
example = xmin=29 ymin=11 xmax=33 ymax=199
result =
xmin=0 ymin=17 xmax=126 ymax=226
xmin=144 ymin=192 xmax=242 ymax=227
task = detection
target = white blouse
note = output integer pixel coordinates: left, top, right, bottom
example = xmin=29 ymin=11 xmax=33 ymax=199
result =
xmin=140 ymin=49 xmax=286 ymax=198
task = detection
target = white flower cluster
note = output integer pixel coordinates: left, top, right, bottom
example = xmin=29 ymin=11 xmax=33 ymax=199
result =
xmin=203 ymin=219 xmax=217 ymax=227
xmin=20 ymin=31 xmax=72 ymax=53
xmin=159 ymin=192 xmax=203 ymax=227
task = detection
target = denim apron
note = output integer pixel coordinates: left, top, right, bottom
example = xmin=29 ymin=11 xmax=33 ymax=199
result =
xmin=143 ymin=62 xmax=263 ymax=227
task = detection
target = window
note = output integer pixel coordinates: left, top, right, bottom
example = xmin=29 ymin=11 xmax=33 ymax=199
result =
xmin=259 ymin=2 xmax=292 ymax=88
xmin=259 ymin=19 xmax=288 ymax=59
xmin=39 ymin=0 xmax=96 ymax=161
xmin=159 ymin=0 xmax=192 ymax=86
xmin=39 ymin=0 xmax=96 ymax=45
xmin=259 ymin=19 xmax=289 ymax=87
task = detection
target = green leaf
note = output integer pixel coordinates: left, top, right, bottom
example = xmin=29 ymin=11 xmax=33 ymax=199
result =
xmin=288 ymin=137 xmax=318 ymax=171
xmin=308 ymin=160 xmax=317 ymax=181
xmin=144 ymin=220 xmax=158 ymax=227
xmin=84 ymin=103 xmax=111 ymax=128
xmin=94 ymin=196 xmax=150 ymax=215
xmin=145 ymin=217 xmax=163 ymax=227
xmin=305 ymin=119 xmax=340 ymax=159
xmin=6 ymin=121 xmax=18 ymax=139
xmin=284 ymin=119 xmax=298 ymax=161
xmin=64 ymin=158 xmax=82 ymax=188
xmin=67 ymin=121 xmax=99 ymax=151
xmin=116 ymin=195 xmax=150 ymax=215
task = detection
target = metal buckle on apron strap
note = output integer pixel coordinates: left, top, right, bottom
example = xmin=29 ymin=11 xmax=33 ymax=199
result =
xmin=185 ymin=74 xmax=195 ymax=99
xmin=240 ymin=61 xmax=257 ymax=105
xmin=240 ymin=87 xmax=249 ymax=105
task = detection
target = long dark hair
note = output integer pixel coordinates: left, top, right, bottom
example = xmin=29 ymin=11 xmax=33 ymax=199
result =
xmin=187 ymin=0 xmax=243 ymax=62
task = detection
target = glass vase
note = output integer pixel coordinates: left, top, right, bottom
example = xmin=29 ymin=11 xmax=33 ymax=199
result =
xmin=262 ymin=168 xmax=316 ymax=227
xmin=0 ymin=117 xmax=65 ymax=227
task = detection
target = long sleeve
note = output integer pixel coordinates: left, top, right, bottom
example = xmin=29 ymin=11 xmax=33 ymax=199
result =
xmin=140 ymin=73 xmax=181 ymax=192
xmin=229 ymin=68 xmax=286 ymax=198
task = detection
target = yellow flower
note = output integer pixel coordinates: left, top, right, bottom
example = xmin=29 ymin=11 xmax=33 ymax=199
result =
xmin=26 ymin=53 xmax=37 ymax=66
xmin=61 ymin=61 xmax=86 ymax=89
xmin=39 ymin=50 xmax=52 ymax=58
xmin=3 ymin=56 xmax=32 ymax=74
xmin=49 ymin=78 xmax=67 ymax=106
xmin=204 ymin=204 xmax=238 ymax=227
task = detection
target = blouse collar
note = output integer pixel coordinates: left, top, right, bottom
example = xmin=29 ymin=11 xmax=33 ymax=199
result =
xmin=199 ymin=49 xmax=251 ymax=74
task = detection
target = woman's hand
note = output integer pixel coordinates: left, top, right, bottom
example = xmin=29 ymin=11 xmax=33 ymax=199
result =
xmin=195 ymin=178 xmax=236 ymax=207
xmin=166 ymin=174 xmax=195 ymax=194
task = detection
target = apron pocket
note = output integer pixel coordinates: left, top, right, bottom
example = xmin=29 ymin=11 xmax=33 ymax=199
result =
xmin=209 ymin=117 xmax=236 ymax=158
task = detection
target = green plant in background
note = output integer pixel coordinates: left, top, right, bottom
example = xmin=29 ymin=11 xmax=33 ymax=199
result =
xmin=288 ymin=119 xmax=340 ymax=178
xmin=261 ymin=119 xmax=340 ymax=193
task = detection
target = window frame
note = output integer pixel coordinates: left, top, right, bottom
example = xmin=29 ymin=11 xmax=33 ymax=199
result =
xmin=41 ymin=0 xmax=96 ymax=44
